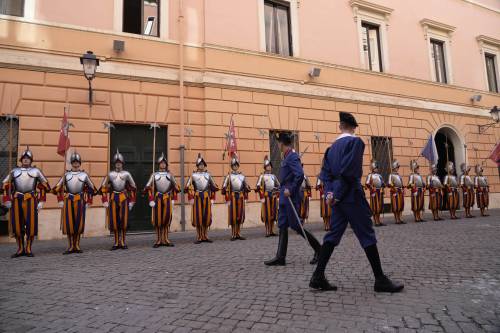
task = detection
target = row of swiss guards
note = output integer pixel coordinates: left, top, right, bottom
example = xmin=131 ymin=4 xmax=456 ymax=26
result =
xmin=364 ymin=158 xmax=490 ymax=226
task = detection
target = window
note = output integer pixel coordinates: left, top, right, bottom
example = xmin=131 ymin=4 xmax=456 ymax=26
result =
xmin=123 ymin=0 xmax=160 ymax=37
xmin=370 ymin=136 xmax=393 ymax=182
xmin=0 ymin=116 xmax=19 ymax=235
xmin=431 ymin=39 xmax=447 ymax=84
xmin=269 ymin=130 xmax=299 ymax=177
xmin=264 ymin=0 xmax=292 ymax=56
xmin=485 ymin=53 xmax=498 ymax=93
xmin=362 ymin=22 xmax=383 ymax=72
xmin=0 ymin=0 xmax=24 ymax=17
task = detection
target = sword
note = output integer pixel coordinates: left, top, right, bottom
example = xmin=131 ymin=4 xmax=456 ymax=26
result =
xmin=287 ymin=196 xmax=310 ymax=246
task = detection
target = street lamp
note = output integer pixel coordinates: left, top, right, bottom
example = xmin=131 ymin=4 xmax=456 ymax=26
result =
xmin=478 ymin=106 xmax=499 ymax=134
xmin=79 ymin=51 xmax=99 ymax=105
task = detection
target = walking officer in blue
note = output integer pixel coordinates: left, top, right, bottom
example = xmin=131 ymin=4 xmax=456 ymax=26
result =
xmin=265 ymin=132 xmax=321 ymax=266
xmin=309 ymin=112 xmax=404 ymax=293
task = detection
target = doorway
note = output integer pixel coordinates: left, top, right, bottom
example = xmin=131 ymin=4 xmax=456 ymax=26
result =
xmin=110 ymin=124 xmax=167 ymax=231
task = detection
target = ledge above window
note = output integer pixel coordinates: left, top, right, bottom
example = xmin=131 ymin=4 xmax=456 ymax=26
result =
xmin=349 ymin=0 xmax=393 ymax=22
xmin=420 ymin=19 xmax=456 ymax=40
xmin=477 ymin=35 xmax=500 ymax=49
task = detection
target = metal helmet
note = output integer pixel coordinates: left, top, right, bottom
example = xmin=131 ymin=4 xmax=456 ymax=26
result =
xmin=430 ymin=163 xmax=438 ymax=174
xmin=460 ymin=163 xmax=470 ymax=174
xmin=19 ymin=146 xmax=33 ymax=162
xmin=445 ymin=161 xmax=455 ymax=173
xmin=475 ymin=164 xmax=483 ymax=175
xmin=230 ymin=154 xmax=239 ymax=167
xmin=263 ymin=155 xmax=272 ymax=168
xmin=370 ymin=160 xmax=379 ymax=171
xmin=113 ymin=149 xmax=125 ymax=164
xmin=157 ymin=152 xmax=168 ymax=165
xmin=410 ymin=160 xmax=419 ymax=172
xmin=391 ymin=160 xmax=400 ymax=171
xmin=70 ymin=152 xmax=82 ymax=164
xmin=195 ymin=153 xmax=207 ymax=167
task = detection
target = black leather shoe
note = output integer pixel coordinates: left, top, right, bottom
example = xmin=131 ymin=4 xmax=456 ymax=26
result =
xmin=75 ymin=249 xmax=83 ymax=254
xmin=153 ymin=244 xmax=161 ymax=248
xmin=11 ymin=252 xmax=24 ymax=258
xmin=25 ymin=252 xmax=34 ymax=257
xmin=194 ymin=240 xmax=202 ymax=244
xmin=230 ymin=237 xmax=237 ymax=241
xmin=237 ymin=236 xmax=246 ymax=240
xmin=165 ymin=242 xmax=175 ymax=247
xmin=62 ymin=250 xmax=72 ymax=255
xmin=204 ymin=239 xmax=213 ymax=243
xmin=110 ymin=245 xmax=119 ymax=251
xmin=309 ymin=273 xmax=337 ymax=291
xmin=121 ymin=245 xmax=128 ymax=250
xmin=374 ymin=275 xmax=404 ymax=293
xmin=264 ymin=257 xmax=286 ymax=266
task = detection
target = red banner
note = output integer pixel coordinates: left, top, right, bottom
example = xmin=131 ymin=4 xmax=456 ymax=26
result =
xmin=57 ymin=109 xmax=71 ymax=156
xmin=226 ymin=117 xmax=237 ymax=158
xmin=489 ymin=142 xmax=500 ymax=167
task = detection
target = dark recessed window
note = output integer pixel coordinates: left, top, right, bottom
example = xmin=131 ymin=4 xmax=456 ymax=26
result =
xmin=361 ymin=22 xmax=383 ymax=72
xmin=0 ymin=0 xmax=24 ymax=17
xmin=485 ymin=53 xmax=499 ymax=93
xmin=431 ymin=39 xmax=447 ymax=84
xmin=264 ymin=0 xmax=292 ymax=56
xmin=123 ymin=0 xmax=160 ymax=37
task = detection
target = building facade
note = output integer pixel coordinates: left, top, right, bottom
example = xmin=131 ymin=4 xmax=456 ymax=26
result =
xmin=1 ymin=0 xmax=499 ymax=240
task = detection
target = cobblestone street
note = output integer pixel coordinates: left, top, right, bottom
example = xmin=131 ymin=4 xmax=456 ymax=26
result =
xmin=0 ymin=210 xmax=499 ymax=333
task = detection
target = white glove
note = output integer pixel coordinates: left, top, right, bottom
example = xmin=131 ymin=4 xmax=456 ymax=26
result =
xmin=103 ymin=202 xmax=109 ymax=208
xmin=85 ymin=203 xmax=90 ymax=209
xmin=225 ymin=201 xmax=230 ymax=206
xmin=37 ymin=202 xmax=44 ymax=210
xmin=149 ymin=201 xmax=156 ymax=208
xmin=189 ymin=199 xmax=194 ymax=205
xmin=260 ymin=198 xmax=265 ymax=203
xmin=58 ymin=201 xmax=64 ymax=208
xmin=171 ymin=200 xmax=175 ymax=209
xmin=128 ymin=202 xmax=134 ymax=211
xmin=4 ymin=201 xmax=12 ymax=209
xmin=211 ymin=200 xmax=215 ymax=205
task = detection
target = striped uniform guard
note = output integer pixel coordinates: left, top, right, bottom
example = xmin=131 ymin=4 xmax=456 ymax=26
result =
xmin=316 ymin=177 xmax=331 ymax=231
xmin=460 ymin=163 xmax=475 ymax=218
xmin=145 ymin=153 xmax=179 ymax=247
xmin=299 ymin=174 xmax=312 ymax=222
xmin=407 ymin=160 xmax=425 ymax=222
xmin=474 ymin=165 xmax=489 ymax=216
xmin=100 ymin=150 xmax=137 ymax=250
xmin=388 ymin=160 xmax=405 ymax=224
xmin=426 ymin=164 xmax=443 ymax=221
xmin=2 ymin=147 xmax=50 ymax=257
xmin=365 ymin=160 xmax=385 ymax=226
xmin=255 ymin=156 xmax=280 ymax=237
xmin=53 ymin=152 xmax=96 ymax=254
xmin=221 ymin=155 xmax=251 ymax=240
xmin=444 ymin=162 xmax=460 ymax=220
xmin=186 ymin=154 xmax=219 ymax=244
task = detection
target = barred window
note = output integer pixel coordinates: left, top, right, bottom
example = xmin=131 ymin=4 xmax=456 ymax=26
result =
xmin=0 ymin=0 xmax=24 ymax=17
xmin=370 ymin=136 xmax=393 ymax=183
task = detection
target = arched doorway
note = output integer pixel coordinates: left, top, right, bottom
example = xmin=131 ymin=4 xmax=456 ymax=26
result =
xmin=434 ymin=126 xmax=465 ymax=180
xmin=434 ymin=125 xmax=465 ymax=210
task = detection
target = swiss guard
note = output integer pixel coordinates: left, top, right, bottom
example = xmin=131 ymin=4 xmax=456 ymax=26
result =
xmin=444 ymin=162 xmax=460 ymax=220
xmin=221 ymin=154 xmax=251 ymax=241
xmin=2 ymin=147 xmax=50 ymax=258
xmin=255 ymin=156 xmax=280 ymax=237
xmin=459 ymin=163 xmax=475 ymax=218
xmin=100 ymin=149 xmax=137 ymax=250
xmin=388 ymin=160 xmax=405 ymax=224
xmin=365 ymin=160 xmax=385 ymax=227
xmin=53 ymin=152 xmax=96 ymax=254
xmin=315 ymin=176 xmax=331 ymax=231
xmin=474 ymin=164 xmax=489 ymax=216
xmin=426 ymin=164 xmax=444 ymax=221
xmin=144 ymin=153 xmax=179 ymax=248
xmin=407 ymin=160 xmax=425 ymax=222
xmin=264 ymin=132 xmax=321 ymax=266
xmin=186 ymin=153 xmax=219 ymax=244
xmin=299 ymin=168 xmax=312 ymax=223
xmin=309 ymin=112 xmax=403 ymax=293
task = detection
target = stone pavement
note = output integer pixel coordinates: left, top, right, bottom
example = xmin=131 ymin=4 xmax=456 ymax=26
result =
xmin=0 ymin=210 xmax=499 ymax=333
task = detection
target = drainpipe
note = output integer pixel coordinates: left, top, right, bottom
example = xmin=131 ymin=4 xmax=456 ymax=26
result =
xmin=178 ymin=0 xmax=186 ymax=231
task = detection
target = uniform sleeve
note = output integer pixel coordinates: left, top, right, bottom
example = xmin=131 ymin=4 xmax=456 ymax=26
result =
xmin=100 ymin=175 xmax=110 ymax=203
xmin=170 ymin=174 xmax=180 ymax=200
xmin=85 ymin=174 xmax=97 ymax=204
xmin=185 ymin=176 xmax=194 ymax=201
xmin=287 ymin=154 xmax=304 ymax=195
xmin=221 ymin=174 xmax=229 ymax=200
xmin=36 ymin=169 xmax=50 ymax=202
xmin=145 ymin=174 xmax=155 ymax=201
xmin=53 ymin=176 xmax=65 ymax=202
xmin=2 ymin=172 xmax=12 ymax=204
xmin=126 ymin=173 xmax=137 ymax=203
xmin=339 ymin=138 xmax=364 ymax=181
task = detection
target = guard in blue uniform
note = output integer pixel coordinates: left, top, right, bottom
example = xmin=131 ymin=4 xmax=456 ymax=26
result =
xmin=264 ymin=133 xmax=321 ymax=266
xmin=309 ymin=112 xmax=404 ymax=293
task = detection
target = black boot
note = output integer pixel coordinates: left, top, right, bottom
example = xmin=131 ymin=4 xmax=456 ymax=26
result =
xmin=302 ymin=229 xmax=321 ymax=265
xmin=364 ymin=244 xmax=404 ymax=293
xmin=309 ymin=242 xmax=337 ymax=291
xmin=264 ymin=227 xmax=288 ymax=266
